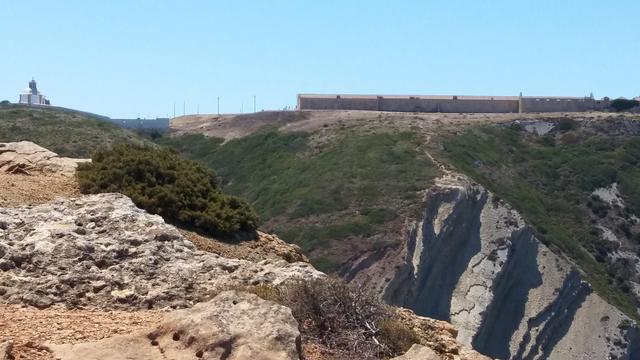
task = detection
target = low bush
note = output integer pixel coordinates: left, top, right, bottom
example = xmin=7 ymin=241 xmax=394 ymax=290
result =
xmin=77 ymin=144 xmax=258 ymax=238
xmin=240 ymin=278 xmax=420 ymax=359
xmin=557 ymin=118 xmax=578 ymax=131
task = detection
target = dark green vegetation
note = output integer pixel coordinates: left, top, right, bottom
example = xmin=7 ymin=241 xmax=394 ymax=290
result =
xmin=437 ymin=121 xmax=640 ymax=317
xmin=0 ymin=100 xmax=10 ymax=105
xmin=611 ymin=98 xmax=640 ymax=112
xmin=0 ymin=106 xmax=144 ymax=157
xmin=77 ymin=144 xmax=258 ymax=238
xmin=157 ymin=130 xmax=440 ymax=271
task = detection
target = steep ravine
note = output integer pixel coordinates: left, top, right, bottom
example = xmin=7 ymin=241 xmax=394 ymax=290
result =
xmin=343 ymin=173 xmax=639 ymax=360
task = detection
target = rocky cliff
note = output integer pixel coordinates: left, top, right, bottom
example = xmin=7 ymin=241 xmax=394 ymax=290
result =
xmin=344 ymin=173 xmax=640 ymax=360
xmin=0 ymin=193 xmax=321 ymax=310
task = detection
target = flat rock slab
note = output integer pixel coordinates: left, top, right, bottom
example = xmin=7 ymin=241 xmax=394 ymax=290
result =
xmin=47 ymin=291 xmax=301 ymax=360
xmin=0 ymin=141 xmax=89 ymax=176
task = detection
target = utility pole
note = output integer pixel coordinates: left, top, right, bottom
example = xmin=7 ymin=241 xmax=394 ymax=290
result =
xmin=183 ymin=101 xmax=185 ymax=116
xmin=217 ymin=96 xmax=220 ymax=115
xmin=253 ymin=95 xmax=256 ymax=113
xmin=173 ymin=103 xmax=176 ymax=118
xmin=241 ymin=102 xmax=243 ymax=114
xmin=197 ymin=104 xmax=199 ymax=115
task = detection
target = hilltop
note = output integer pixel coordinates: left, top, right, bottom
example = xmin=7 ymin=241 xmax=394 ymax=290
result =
xmin=0 ymin=105 xmax=145 ymax=158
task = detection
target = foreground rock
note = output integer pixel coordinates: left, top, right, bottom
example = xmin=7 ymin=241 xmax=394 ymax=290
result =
xmin=391 ymin=344 xmax=438 ymax=360
xmin=0 ymin=141 xmax=89 ymax=176
xmin=0 ymin=341 xmax=12 ymax=360
xmin=394 ymin=308 xmax=491 ymax=360
xmin=47 ymin=291 xmax=301 ymax=360
xmin=0 ymin=193 xmax=322 ymax=310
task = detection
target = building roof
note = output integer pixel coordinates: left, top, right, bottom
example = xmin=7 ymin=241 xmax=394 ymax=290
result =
xmin=298 ymin=94 xmax=600 ymax=101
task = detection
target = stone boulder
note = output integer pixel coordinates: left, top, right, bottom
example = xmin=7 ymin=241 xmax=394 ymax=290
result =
xmin=391 ymin=344 xmax=439 ymax=360
xmin=0 ymin=193 xmax=323 ymax=310
xmin=0 ymin=141 xmax=89 ymax=176
xmin=0 ymin=341 xmax=12 ymax=360
xmin=46 ymin=291 xmax=301 ymax=360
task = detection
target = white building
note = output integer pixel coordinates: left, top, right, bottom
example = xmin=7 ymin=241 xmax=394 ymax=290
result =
xmin=18 ymin=79 xmax=49 ymax=105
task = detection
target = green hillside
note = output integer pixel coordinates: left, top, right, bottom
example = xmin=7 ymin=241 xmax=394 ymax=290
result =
xmin=156 ymin=129 xmax=440 ymax=272
xmin=0 ymin=106 xmax=145 ymax=157
xmin=158 ymin=113 xmax=640 ymax=318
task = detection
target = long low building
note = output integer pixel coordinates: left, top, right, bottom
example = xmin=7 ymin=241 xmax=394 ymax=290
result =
xmin=297 ymin=94 xmax=612 ymax=113
xmin=104 ymin=117 xmax=170 ymax=130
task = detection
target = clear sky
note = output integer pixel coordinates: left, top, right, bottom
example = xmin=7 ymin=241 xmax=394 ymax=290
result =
xmin=2 ymin=0 xmax=638 ymax=118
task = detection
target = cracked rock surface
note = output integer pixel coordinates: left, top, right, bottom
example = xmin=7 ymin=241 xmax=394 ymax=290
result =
xmin=0 ymin=193 xmax=322 ymax=310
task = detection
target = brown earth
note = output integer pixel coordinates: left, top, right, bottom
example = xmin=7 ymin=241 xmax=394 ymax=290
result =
xmin=0 ymin=173 xmax=80 ymax=207
xmin=0 ymin=305 xmax=162 ymax=360
xmin=181 ymin=229 xmax=309 ymax=263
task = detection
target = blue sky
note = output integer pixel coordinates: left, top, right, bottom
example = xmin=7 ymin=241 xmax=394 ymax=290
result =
xmin=2 ymin=0 xmax=638 ymax=118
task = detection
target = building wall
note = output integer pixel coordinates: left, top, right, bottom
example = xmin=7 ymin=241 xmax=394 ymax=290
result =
xmin=520 ymin=98 xmax=607 ymax=113
xmin=18 ymin=94 xmax=47 ymax=105
xmin=106 ymin=118 xmax=170 ymax=130
xmin=298 ymin=94 xmax=609 ymax=113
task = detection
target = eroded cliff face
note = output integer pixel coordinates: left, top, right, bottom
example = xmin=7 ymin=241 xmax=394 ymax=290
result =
xmin=346 ymin=173 xmax=639 ymax=360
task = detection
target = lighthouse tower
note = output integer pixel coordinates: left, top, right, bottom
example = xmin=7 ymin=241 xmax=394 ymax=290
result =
xmin=19 ymin=78 xmax=50 ymax=105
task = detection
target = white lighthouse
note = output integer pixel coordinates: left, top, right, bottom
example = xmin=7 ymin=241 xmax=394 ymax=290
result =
xmin=19 ymin=78 xmax=50 ymax=106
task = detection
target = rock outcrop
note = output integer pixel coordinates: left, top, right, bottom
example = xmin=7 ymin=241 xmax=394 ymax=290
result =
xmin=0 ymin=141 xmax=89 ymax=176
xmin=391 ymin=344 xmax=439 ymax=360
xmin=0 ymin=341 xmax=12 ymax=360
xmin=0 ymin=193 xmax=322 ymax=310
xmin=394 ymin=308 xmax=491 ymax=360
xmin=345 ymin=173 xmax=639 ymax=360
xmin=47 ymin=291 xmax=302 ymax=360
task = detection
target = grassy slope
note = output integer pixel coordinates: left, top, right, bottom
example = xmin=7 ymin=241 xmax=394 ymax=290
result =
xmin=435 ymin=122 xmax=640 ymax=318
xmin=0 ymin=106 xmax=144 ymax=157
xmin=156 ymin=130 xmax=440 ymax=272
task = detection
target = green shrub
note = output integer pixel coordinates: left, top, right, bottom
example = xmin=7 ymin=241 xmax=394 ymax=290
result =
xmin=77 ymin=144 xmax=258 ymax=238
xmin=0 ymin=100 xmax=10 ymax=105
xmin=557 ymin=118 xmax=578 ymax=131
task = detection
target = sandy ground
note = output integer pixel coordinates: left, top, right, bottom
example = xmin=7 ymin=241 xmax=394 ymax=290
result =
xmin=0 ymin=305 xmax=162 ymax=360
xmin=0 ymin=173 xmax=80 ymax=207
